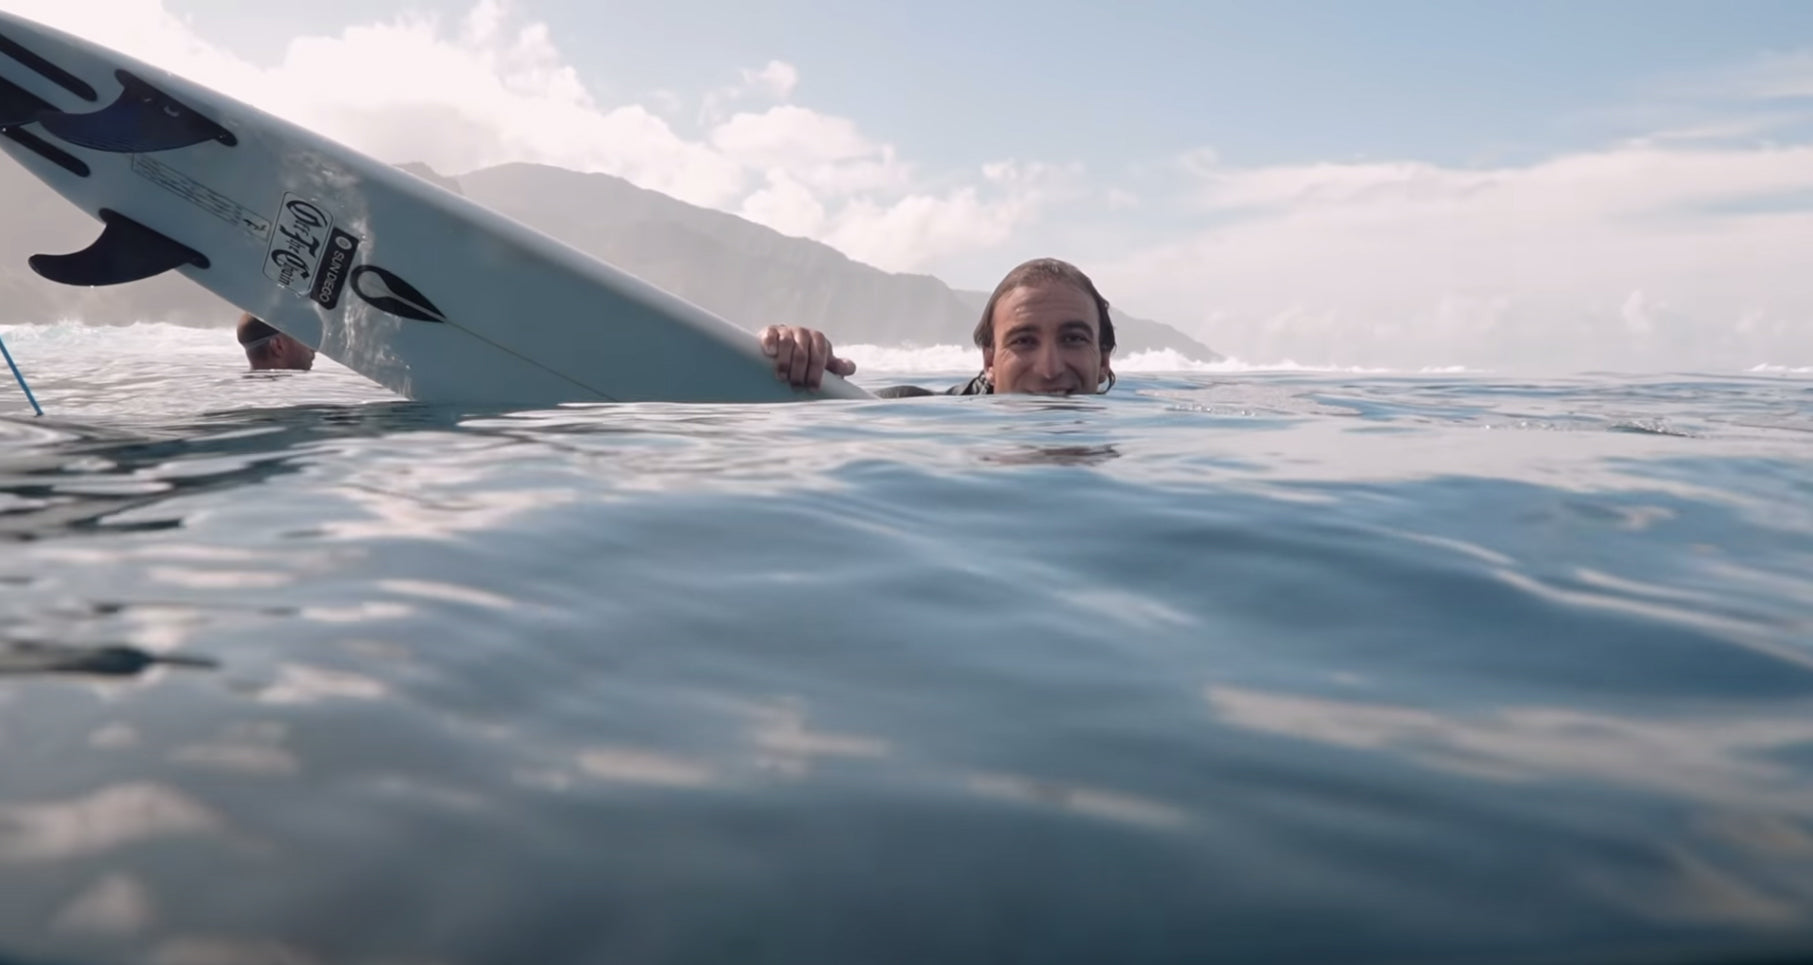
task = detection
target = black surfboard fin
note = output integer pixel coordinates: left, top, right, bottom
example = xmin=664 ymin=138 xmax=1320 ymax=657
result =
xmin=29 ymin=209 xmax=208 ymax=287
xmin=36 ymin=69 xmax=235 ymax=153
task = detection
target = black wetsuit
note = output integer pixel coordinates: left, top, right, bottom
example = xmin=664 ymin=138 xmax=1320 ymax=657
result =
xmin=873 ymin=373 xmax=991 ymax=398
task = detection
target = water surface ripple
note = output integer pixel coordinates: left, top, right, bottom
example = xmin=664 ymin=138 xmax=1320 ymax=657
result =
xmin=1 ymin=331 xmax=1810 ymax=964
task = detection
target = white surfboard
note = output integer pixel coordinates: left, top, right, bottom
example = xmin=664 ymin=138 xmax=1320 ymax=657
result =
xmin=0 ymin=10 xmax=872 ymax=406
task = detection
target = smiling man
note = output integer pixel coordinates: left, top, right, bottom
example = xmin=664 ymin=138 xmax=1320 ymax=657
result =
xmin=760 ymin=257 xmax=1118 ymax=397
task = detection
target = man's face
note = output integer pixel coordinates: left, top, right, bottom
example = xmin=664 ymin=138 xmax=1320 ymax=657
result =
xmin=983 ymin=282 xmax=1111 ymax=395
xmin=279 ymin=336 xmax=317 ymax=371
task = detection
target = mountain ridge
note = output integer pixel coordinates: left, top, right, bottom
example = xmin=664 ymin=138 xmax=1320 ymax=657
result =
xmin=438 ymin=162 xmax=1218 ymax=358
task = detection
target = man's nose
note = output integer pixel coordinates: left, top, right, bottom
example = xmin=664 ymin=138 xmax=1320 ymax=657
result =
xmin=1034 ymin=343 xmax=1064 ymax=377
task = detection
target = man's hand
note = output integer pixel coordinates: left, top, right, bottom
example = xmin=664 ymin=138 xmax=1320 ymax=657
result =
xmin=759 ymin=325 xmax=857 ymax=390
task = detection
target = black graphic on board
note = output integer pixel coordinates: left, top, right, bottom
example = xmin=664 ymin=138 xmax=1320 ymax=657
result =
xmin=0 ymin=76 xmax=85 ymax=176
xmin=2 ymin=127 xmax=88 ymax=177
xmin=29 ymin=208 xmax=208 ymax=286
xmin=309 ymin=229 xmax=361 ymax=309
xmin=38 ymin=70 xmax=235 ymax=154
xmin=350 ymin=266 xmax=446 ymax=323
xmin=0 ymin=75 xmax=51 ymax=127
xmin=0 ymin=31 xmax=97 ymax=101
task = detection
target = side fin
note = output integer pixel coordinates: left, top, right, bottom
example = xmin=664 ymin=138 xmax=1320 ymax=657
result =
xmin=29 ymin=209 xmax=208 ymax=286
xmin=37 ymin=70 xmax=235 ymax=153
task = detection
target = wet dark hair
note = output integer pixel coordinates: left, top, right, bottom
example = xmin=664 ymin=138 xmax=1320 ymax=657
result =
xmin=236 ymin=315 xmax=294 ymax=367
xmin=236 ymin=316 xmax=281 ymax=345
xmin=971 ymin=257 xmax=1116 ymax=353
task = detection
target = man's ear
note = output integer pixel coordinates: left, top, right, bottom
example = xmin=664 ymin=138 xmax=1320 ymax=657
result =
xmin=1099 ymin=350 xmax=1113 ymax=384
xmin=982 ymin=345 xmax=996 ymax=376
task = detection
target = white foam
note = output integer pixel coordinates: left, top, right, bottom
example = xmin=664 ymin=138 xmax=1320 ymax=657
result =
xmin=1114 ymin=351 xmax=1410 ymax=374
xmin=835 ymin=343 xmax=978 ymax=374
xmin=1748 ymin=363 xmax=1813 ymax=374
xmin=835 ymin=343 xmax=1426 ymax=375
xmin=0 ymin=320 xmax=230 ymax=353
xmin=0 ymin=326 xmax=1474 ymax=378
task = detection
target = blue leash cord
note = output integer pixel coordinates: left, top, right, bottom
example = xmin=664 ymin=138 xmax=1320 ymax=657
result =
xmin=0 ymin=330 xmax=43 ymax=416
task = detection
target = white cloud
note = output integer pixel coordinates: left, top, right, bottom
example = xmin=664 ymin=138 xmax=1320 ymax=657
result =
xmin=644 ymin=88 xmax=686 ymax=119
xmin=1632 ymin=115 xmax=1801 ymax=146
xmin=821 ymin=161 xmax=1086 ymax=274
xmin=708 ymin=111 xmax=1053 ymax=268
xmin=8 ymin=0 xmax=1806 ymax=367
xmin=2 ymin=0 xmax=205 ymax=66
xmin=710 ymin=105 xmax=905 ymax=190
xmin=698 ymin=58 xmax=799 ymax=125
xmin=0 ymin=0 xmax=1045 ymax=272
xmin=826 ymin=189 xmax=1024 ymax=273
xmin=1175 ymin=146 xmax=1220 ymax=178
xmin=1093 ymin=144 xmax=1813 ymax=371
xmin=1728 ymin=48 xmax=1813 ymax=101
xmin=740 ymin=169 xmax=827 ymax=239
xmin=742 ymin=60 xmax=799 ymax=101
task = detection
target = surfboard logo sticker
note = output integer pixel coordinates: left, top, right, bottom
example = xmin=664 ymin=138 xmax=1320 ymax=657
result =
xmin=264 ymin=194 xmax=335 ymax=295
xmin=309 ymin=228 xmax=361 ymax=309
xmin=350 ymin=266 xmax=446 ymax=323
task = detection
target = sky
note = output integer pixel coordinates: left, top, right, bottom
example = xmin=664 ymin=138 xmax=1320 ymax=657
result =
xmin=2 ymin=0 xmax=1811 ymax=371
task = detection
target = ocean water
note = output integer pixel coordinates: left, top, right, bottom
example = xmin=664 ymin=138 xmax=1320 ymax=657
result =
xmin=2 ymin=322 xmax=1812 ymax=965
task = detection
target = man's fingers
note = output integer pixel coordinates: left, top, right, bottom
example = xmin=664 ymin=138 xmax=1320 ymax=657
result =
xmin=767 ymin=326 xmax=800 ymax=380
xmin=758 ymin=326 xmax=853 ymax=388
xmin=770 ymin=347 xmax=789 ymax=380
xmin=786 ymin=331 xmax=810 ymax=386
xmin=807 ymin=331 xmax=831 ymax=388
